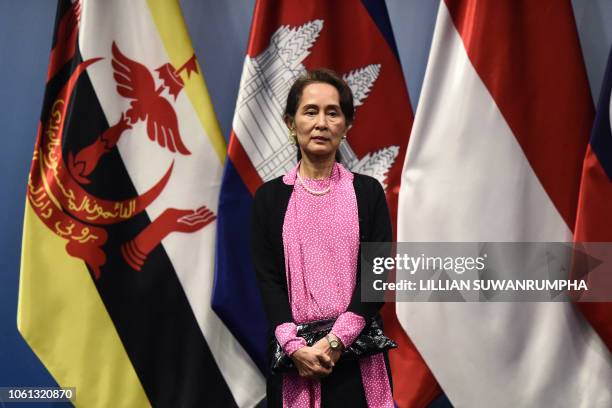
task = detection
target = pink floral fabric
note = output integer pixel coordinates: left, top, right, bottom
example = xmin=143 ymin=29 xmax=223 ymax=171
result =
xmin=331 ymin=311 xmax=366 ymax=349
xmin=276 ymin=322 xmax=307 ymax=356
xmin=277 ymin=162 xmax=393 ymax=407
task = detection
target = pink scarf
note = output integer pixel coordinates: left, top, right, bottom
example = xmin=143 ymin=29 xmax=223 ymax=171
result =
xmin=280 ymin=162 xmax=393 ymax=407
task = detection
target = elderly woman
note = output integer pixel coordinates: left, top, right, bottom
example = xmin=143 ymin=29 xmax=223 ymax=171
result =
xmin=251 ymin=69 xmax=394 ymax=407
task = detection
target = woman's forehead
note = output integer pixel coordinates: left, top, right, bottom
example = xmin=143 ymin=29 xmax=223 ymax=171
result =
xmin=299 ymin=82 xmax=340 ymax=106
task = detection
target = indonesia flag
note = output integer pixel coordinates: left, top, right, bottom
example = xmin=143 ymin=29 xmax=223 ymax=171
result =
xmin=397 ymin=1 xmax=612 ymax=407
xmin=574 ymin=45 xmax=612 ymax=352
xmin=213 ymin=0 xmax=440 ymax=406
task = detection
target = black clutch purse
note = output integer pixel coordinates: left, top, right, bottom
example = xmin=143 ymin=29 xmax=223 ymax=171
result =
xmin=271 ymin=316 xmax=397 ymax=373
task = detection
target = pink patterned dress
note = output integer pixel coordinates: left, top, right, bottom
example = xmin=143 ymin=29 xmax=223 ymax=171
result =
xmin=275 ymin=162 xmax=393 ymax=408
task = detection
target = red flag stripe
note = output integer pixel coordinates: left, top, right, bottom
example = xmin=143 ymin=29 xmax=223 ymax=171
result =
xmin=445 ymin=0 xmax=593 ymax=230
xmin=227 ymin=131 xmax=263 ymax=196
xmin=575 ymin=146 xmax=612 ymax=241
xmin=574 ymin=145 xmax=612 ymax=350
xmin=381 ymin=303 xmax=442 ymax=408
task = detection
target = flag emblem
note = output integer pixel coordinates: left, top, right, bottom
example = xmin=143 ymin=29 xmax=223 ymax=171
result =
xmin=28 ymin=44 xmax=216 ymax=280
xmin=235 ymin=20 xmax=399 ymax=187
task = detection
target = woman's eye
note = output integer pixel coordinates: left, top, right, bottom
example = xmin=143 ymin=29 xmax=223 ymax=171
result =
xmin=305 ymin=110 xmax=316 ymax=116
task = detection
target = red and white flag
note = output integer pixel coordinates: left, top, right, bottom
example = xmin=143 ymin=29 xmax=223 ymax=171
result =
xmin=397 ymin=1 xmax=612 ymax=406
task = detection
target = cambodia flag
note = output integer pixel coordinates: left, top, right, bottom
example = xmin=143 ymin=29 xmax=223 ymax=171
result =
xmin=213 ymin=0 xmax=440 ymax=406
xmin=574 ymin=45 xmax=612 ymax=351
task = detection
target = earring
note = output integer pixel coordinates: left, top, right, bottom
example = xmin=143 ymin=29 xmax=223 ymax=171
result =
xmin=288 ymin=128 xmax=297 ymax=144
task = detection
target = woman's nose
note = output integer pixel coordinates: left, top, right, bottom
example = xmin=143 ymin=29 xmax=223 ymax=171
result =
xmin=314 ymin=112 xmax=328 ymax=129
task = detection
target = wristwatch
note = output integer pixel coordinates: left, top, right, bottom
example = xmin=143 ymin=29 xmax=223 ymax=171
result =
xmin=326 ymin=334 xmax=341 ymax=351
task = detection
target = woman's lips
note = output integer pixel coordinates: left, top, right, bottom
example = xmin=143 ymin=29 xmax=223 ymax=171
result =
xmin=310 ymin=136 xmax=330 ymax=142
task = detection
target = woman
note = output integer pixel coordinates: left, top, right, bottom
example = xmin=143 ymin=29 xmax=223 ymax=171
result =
xmin=251 ymin=69 xmax=394 ymax=407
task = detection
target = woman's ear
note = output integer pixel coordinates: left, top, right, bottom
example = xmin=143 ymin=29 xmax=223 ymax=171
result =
xmin=284 ymin=116 xmax=295 ymax=130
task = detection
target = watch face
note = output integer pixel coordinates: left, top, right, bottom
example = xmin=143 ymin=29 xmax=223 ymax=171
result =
xmin=330 ymin=339 xmax=339 ymax=349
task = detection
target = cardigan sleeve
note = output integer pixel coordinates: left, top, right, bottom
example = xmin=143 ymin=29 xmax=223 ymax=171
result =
xmin=345 ymin=177 xmax=392 ymax=322
xmin=251 ymin=183 xmax=294 ymax=331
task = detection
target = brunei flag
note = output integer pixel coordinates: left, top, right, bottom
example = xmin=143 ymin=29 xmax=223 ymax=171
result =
xmin=17 ymin=0 xmax=263 ymax=406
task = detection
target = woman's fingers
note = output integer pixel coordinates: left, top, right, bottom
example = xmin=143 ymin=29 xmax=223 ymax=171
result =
xmin=316 ymin=352 xmax=333 ymax=369
xmin=302 ymin=359 xmax=331 ymax=378
xmin=292 ymin=346 xmax=334 ymax=378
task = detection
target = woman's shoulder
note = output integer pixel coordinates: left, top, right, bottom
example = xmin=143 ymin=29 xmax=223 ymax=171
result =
xmin=254 ymin=175 xmax=291 ymax=200
xmin=351 ymin=172 xmax=378 ymax=184
xmin=351 ymin=172 xmax=384 ymax=194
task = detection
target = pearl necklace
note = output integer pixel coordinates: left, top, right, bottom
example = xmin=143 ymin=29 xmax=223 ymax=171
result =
xmin=296 ymin=171 xmax=332 ymax=196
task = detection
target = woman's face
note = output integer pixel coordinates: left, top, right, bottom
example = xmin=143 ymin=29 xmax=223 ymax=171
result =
xmin=292 ymin=82 xmax=348 ymax=159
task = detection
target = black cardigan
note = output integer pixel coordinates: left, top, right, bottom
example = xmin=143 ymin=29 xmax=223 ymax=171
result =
xmin=251 ymin=172 xmax=392 ymax=335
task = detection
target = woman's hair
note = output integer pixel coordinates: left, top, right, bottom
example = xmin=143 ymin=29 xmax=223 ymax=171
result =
xmin=283 ymin=68 xmax=355 ymax=126
xmin=284 ymin=68 xmax=354 ymax=163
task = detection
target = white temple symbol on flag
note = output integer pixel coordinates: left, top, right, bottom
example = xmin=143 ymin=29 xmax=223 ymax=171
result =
xmin=233 ymin=20 xmax=399 ymax=188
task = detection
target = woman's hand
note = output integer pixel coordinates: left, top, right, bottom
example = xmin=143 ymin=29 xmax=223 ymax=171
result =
xmin=312 ymin=334 xmax=342 ymax=367
xmin=290 ymin=346 xmax=333 ymax=379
